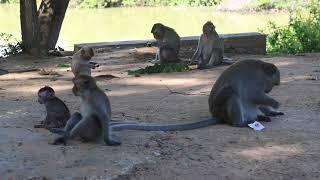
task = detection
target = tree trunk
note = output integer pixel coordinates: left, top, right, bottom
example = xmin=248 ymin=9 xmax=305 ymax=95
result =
xmin=20 ymin=0 xmax=40 ymax=56
xmin=38 ymin=0 xmax=70 ymax=54
xmin=20 ymin=0 xmax=69 ymax=56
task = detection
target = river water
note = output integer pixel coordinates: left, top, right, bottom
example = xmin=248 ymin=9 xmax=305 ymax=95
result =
xmin=0 ymin=5 xmax=288 ymax=50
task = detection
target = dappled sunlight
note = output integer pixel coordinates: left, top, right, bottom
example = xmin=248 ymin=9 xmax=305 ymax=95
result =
xmin=3 ymin=83 xmax=73 ymax=96
xmin=238 ymin=144 xmax=304 ymax=160
xmin=281 ymin=75 xmax=310 ymax=83
xmin=273 ymin=60 xmax=297 ymax=67
xmin=113 ymin=77 xmax=212 ymax=87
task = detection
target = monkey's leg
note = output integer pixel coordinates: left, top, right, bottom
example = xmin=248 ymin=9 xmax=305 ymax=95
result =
xmin=154 ymin=48 xmax=160 ymax=61
xmin=80 ymin=117 xmax=101 ymax=142
xmin=252 ymin=93 xmax=280 ymax=109
xmin=50 ymin=113 xmax=82 ymax=145
xmin=211 ymin=86 xmax=234 ymax=106
xmin=190 ymin=39 xmax=201 ymax=65
xmin=208 ymin=48 xmax=223 ymax=67
xmin=257 ymin=115 xmax=271 ymax=122
xmin=198 ymin=56 xmax=209 ymax=69
xmin=160 ymin=46 xmax=179 ymax=63
xmin=68 ymin=117 xmax=94 ymax=140
xmin=259 ymin=106 xmax=284 ymax=117
xmin=34 ymin=120 xmax=45 ymax=128
xmin=64 ymin=112 xmax=82 ymax=132
xmin=226 ymin=96 xmax=253 ymax=127
xmin=98 ymin=115 xmax=121 ymax=146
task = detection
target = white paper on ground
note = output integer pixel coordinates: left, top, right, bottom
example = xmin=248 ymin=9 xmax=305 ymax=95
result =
xmin=248 ymin=121 xmax=265 ymax=131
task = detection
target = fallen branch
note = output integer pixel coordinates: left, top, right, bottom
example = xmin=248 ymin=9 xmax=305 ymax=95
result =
xmin=164 ymin=85 xmax=209 ymax=96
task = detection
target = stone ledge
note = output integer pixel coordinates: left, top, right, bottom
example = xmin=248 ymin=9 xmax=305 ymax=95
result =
xmin=74 ymin=32 xmax=266 ymax=54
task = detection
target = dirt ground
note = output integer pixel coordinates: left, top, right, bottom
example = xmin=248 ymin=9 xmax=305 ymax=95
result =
xmin=0 ymin=47 xmax=319 ymax=180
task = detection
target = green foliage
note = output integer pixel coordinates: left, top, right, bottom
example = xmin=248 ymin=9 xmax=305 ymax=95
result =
xmin=77 ymin=0 xmax=222 ymax=8
xmin=252 ymin=0 xmax=306 ymax=11
xmin=0 ymin=33 xmax=22 ymax=58
xmin=263 ymin=1 xmax=320 ymax=54
xmin=128 ymin=63 xmax=190 ymax=75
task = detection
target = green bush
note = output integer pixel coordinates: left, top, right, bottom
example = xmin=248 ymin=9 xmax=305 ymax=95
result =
xmin=0 ymin=33 xmax=22 ymax=58
xmin=263 ymin=1 xmax=320 ymax=54
xmin=252 ymin=0 xmax=306 ymax=11
xmin=128 ymin=63 xmax=190 ymax=75
xmin=77 ymin=0 xmax=222 ymax=8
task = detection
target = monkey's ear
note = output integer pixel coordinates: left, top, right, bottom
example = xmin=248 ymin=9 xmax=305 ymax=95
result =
xmin=263 ymin=63 xmax=277 ymax=75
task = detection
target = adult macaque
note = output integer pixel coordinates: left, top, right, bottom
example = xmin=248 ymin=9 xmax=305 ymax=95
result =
xmin=49 ymin=75 xmax=120 ymax=146
xmin=71 ymin=46 xmax=99 ymax=77
xmin=151 ymin=23 xmax=181 ymax=63
xmin=111 ymin=59 xmax=283 ymax=131
xmin=34 ymin=86 xmax=70 ymax=129
xmin=208 ymin=59 xmax=283 ymax=126
xmin=191 ymin=21 xmax=228 ymax=69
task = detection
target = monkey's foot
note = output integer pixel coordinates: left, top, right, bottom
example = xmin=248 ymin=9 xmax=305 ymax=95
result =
xmin=257 ymin=115 xmax=271 ymax=122
xmin=49 ymin=136 xmax=67 ymax=146
xmin=267 ymin=111 xmax=285 ymax=117
xmin=49 ymin=128 xmax=69 ymax=136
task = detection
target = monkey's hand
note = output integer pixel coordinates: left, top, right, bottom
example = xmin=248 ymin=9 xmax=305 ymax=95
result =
xmin=89 ymin=62 xmax=99 ymax=68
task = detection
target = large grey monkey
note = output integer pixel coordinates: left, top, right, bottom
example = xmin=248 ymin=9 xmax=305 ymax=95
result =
xmin=110 ymin=59 xmax=283 ymax=131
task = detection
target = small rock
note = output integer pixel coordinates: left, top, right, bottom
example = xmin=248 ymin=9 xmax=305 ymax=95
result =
xmin=153 ymin=151 xmax=161 ymax=156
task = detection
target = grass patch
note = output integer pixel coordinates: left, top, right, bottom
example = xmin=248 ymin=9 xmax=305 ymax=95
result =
xmin=56 ymin=63 xmax=70 ymax=68
xmin=128 ymin=63 xmax=190 ymax=75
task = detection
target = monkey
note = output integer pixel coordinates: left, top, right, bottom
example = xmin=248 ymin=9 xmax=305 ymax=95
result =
xmin=109 ymin=59 xmax=283 ymax=131
xmin=49 ymin=75 xmax=120 ymax=146
xmin=49 ymin=60 xmax=283 ymax=138
xmin=191 ymin=21 xmax=231 ymax=69
xmin=34 ymin=86 xmax=70 ymax=129
xmin=208 ymin=59 xmax=284 ymax=126
xmin=151 ymin=23 xmax=181 ymax=63
xmin=71 ymin=46 xmax=99 ymax=77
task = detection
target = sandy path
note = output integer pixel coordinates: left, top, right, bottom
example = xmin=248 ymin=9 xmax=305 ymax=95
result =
xmin=0 ymin=48 xmax=319 ymax=179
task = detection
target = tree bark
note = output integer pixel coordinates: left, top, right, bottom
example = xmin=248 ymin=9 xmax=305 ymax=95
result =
xmin=20 ymin=0 xmax=40 ymax=56
xmin=20 ymin=0 xmax=69 ymax=56
xmin=38 ymin=0 xmax=70 ymax=54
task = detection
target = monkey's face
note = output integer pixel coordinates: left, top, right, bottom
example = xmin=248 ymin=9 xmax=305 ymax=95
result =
xmin=151 ymin=23 xmax=164 ymax=40
xmin=38 ymin=87 xmax=55 ymax=104
xmin=264 ymin=63 xmax=280 ymax=86
xmin=80 ymin=47 xmax=94 ymax=60
xmin=202 ymin=21 xmax=215 ymax=35
xmin=72 ymin=75 xmax=96 ymax=96
xmin=271 ymin=69 xmax=280 ymax=86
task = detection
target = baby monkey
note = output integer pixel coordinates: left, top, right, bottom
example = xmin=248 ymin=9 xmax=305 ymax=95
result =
xmin=34 ymin=86 xmax=70 ymax=129
xmin=71 ymin=46 xmax=99 ymax=77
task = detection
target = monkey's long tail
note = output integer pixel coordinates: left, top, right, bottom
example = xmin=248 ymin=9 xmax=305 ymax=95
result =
xmin=111 ymin=118 xmax=217 ymax=131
